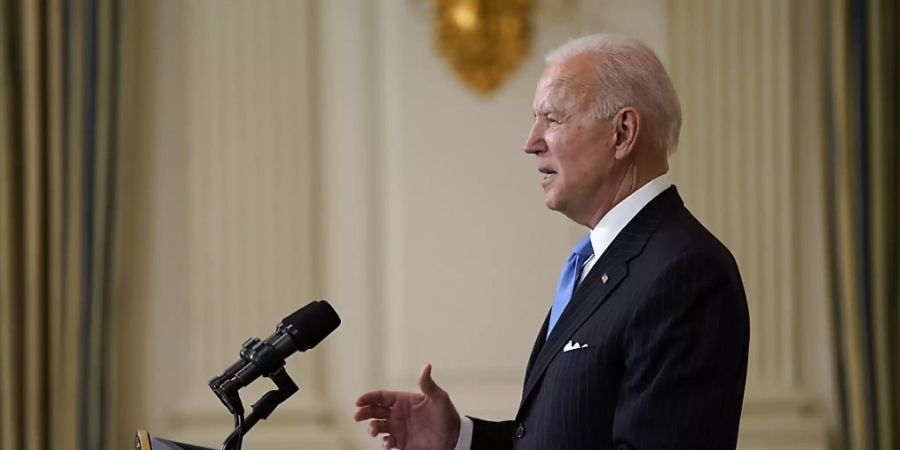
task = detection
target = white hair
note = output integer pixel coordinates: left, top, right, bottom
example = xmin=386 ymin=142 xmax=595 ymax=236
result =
xmin=546 ymin=34 xmax=682 ymax=154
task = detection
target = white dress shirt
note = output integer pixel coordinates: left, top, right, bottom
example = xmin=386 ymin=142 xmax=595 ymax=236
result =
xmin=453 ymin=173 xmax=673 ymax=450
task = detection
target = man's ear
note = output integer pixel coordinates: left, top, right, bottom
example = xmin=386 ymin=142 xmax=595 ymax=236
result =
xmin=613 ymin=107 xmax=640 ymax=160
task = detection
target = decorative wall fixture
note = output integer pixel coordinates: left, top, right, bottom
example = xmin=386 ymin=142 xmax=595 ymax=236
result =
xmin=432 ymin=0 xmax=533 ymax=94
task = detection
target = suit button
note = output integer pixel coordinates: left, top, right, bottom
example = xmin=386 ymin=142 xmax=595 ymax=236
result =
xmin=515 ymin=424 xmax=526 ymax=438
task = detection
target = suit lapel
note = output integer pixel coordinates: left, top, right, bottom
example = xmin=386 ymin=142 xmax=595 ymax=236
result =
xmin=517 ymin=187 xmax=683 ymax=414
xmin=523 ymin=312 xmax=550 ymax=382
xmin=517 ymin=259 xmax=628 ymax=413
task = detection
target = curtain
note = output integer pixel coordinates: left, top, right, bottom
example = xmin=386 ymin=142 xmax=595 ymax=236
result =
xmin=826 ymin=0 xmax=899 ymax=449
xmin=0 ymin=0 xmax=123 ymax=449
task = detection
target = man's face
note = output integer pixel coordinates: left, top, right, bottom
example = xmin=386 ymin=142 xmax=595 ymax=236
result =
xmin=524 ymin=56 xmax=617 ymax=225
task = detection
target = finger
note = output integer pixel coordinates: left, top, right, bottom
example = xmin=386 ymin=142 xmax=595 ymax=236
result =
xmin=382 ymin=435 xmax=397 ymax=449
xmin=356 ymin=390 xmax=397 ymax=408
xmin=354 ymin=405 xmax=392 ymax=422
xmin=418 ymin=363 xmax=443 ymax=398
xmin=369 ymin=419 xmax=391 ymax=437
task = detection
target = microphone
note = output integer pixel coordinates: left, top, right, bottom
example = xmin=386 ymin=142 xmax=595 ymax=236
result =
xmin=209 ymin=300 xmax=341 ymax=413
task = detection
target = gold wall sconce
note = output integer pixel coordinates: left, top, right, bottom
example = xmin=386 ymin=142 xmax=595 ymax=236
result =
xmin=432 ymin=0 xmax=533 ymax=95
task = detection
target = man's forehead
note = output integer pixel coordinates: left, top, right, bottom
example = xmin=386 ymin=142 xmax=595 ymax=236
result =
xmin=540 ymin=72 xmax=587 ymax=91
xmin=533 ymin=58 xmax=595 ymax=110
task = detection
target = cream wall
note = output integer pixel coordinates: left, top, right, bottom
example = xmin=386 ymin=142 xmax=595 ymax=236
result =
xmin=116 ymin=1 xmax=836 ymax=449
xmin=117 ymin=0 xmax=189 ymax=445
xmin=667 ymin=1 xmax=835 ymax=448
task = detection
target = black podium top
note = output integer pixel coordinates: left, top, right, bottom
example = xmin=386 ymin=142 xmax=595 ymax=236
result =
xmin=134 ymin=430 xmax=216 ymax=450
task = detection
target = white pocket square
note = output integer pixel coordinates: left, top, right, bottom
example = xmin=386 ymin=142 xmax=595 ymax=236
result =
xmin=563 ymin=340 xmax=589 ymax=353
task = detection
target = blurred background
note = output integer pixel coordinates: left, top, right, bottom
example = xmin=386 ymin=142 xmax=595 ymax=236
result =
xmin=1 ymin=0 xmax=897 ymax=449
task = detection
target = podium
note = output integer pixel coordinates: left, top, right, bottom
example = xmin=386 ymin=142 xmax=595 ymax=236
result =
xmin=134 ymin=430 xmax=216 ymax=450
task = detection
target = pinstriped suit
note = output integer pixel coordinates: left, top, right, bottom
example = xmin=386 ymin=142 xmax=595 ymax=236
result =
xmin=470 ymin=187 xmax=749 ymax=450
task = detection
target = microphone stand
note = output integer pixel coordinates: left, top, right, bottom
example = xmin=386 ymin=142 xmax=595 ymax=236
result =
xmin=209 ymin=331 xmax=303 ymax=450
xmin=215 ymin=366 xmax=300 ymax=450
xmin=140 ymin=302 xmax=337 ymax=450
xmin=227 ymin=414 xmax=244 ymax=450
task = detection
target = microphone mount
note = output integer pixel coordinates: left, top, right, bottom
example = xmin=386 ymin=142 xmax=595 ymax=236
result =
xmin=209 ymin=335 xmax=301 ymax=450
xmin=206 ymin=300 xmax=340 ymax=450
xmin=218 ymin=366 xmax=299 ymax=450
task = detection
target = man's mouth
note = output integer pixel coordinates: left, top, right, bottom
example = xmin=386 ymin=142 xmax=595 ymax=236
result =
xmin=539 ymin=168 xmax=557 ymax=180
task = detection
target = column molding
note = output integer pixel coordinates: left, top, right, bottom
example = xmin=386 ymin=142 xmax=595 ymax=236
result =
xmin=667 ymin=0 xmax=831 ymax=448
xmin=171 ymin=2 xmax=344 ymax=448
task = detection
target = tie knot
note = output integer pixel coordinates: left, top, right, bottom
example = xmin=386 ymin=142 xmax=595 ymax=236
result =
xmin=572 ymin=234 xmax=594 ymax=258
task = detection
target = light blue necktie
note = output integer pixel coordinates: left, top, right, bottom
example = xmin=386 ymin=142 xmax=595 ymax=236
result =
xmin=547 ymin=234 xmax=594 ymax=337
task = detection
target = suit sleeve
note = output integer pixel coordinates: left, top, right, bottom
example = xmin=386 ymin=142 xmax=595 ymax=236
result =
xmin=612 ymin=252 xmax=750 ymax=449
xmin=468 ymin=417 xmax=516 ymax=450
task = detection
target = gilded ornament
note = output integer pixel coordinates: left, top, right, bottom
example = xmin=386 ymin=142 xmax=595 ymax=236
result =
xmin=433 ymin=0 xmax=532 ymax=95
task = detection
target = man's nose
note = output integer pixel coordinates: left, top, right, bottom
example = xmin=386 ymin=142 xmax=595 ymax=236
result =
xmin=523 ymin=122 xmax=545 ymax=154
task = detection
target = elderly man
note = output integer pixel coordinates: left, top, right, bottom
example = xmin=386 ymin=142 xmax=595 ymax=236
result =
xmin=355 ymin=34 xmax=749 ymax=450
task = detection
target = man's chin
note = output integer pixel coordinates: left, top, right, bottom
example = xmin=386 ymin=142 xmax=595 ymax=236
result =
xmin=544 ymin=195 xmax=583 ymax=224
xmin=544 ymin=195 xmax=563 ymax=212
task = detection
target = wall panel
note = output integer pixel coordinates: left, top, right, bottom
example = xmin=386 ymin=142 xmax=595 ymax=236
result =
xmin=172 ymin=2 xmax=343 ymax=448
xmin=668 ymin=0 xmax=831 ymax=447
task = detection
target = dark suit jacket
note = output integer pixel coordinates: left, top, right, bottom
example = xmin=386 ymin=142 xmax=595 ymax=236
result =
xmin=471 ymin=187 xmax=749 ymax=450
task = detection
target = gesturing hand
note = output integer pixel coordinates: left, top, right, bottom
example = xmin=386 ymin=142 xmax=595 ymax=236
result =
xmin=354 ymin=364 xmax=461 ymax=450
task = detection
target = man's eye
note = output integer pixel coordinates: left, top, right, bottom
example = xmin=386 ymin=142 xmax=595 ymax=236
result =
xmin=547 ymin=117 xmax=561 ymax=125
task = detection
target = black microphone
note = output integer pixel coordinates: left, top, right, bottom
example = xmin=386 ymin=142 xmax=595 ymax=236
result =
xmin=209 ymin=300 xmax=340 ymax=413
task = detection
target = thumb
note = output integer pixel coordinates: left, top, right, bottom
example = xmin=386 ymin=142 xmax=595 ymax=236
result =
xmin=418 ymin=364 xmax=443 ymax=398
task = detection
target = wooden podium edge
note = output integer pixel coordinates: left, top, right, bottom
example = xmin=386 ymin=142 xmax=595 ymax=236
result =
xmin=135 ymin=429 xmax=152 ymax=450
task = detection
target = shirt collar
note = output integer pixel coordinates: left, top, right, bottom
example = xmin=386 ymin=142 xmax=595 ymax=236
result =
xmin=589 ymin=173 xmax=673 ymax=259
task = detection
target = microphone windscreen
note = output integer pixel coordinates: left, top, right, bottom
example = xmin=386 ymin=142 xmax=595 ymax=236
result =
xmin=280 ymin=300 xmax=341 ymax=351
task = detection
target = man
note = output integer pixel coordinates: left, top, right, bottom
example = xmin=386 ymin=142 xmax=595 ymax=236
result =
xmin=354 ymin=34 xmax=749 ymax=450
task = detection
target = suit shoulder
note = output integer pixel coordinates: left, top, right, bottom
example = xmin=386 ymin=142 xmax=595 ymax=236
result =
xmin=629 ymin=205 xmax=749 ymax=323
xmin=645 ymin=204 xmax=739 ymax=270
